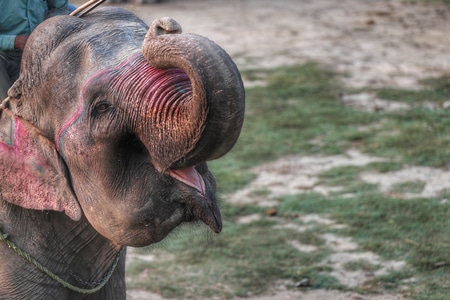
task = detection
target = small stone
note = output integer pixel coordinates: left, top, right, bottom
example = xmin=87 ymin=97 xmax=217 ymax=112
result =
xmin=366 ymin=19 xmax=376 ymax=26
xmin=295 ymin=278 xmax=311 ymax=287
xmin=266 ymin=208 xmax=278 ymax=216
xmin=434 ymin=261 xmax=446 ymax=268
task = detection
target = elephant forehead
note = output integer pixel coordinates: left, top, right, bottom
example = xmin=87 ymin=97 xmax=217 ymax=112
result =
xmin=55 ymin=54 xmax=191 ymax=156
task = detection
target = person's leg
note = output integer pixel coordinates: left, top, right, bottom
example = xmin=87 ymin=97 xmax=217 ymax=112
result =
xmin=0 ymin=51 xmax=22 ymax=100
xmin=0 ymin=51 xmax=14 ymax=100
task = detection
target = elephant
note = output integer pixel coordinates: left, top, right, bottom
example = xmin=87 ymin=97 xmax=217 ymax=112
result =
xmin=0 ymin=6 xmax=244 ymax=299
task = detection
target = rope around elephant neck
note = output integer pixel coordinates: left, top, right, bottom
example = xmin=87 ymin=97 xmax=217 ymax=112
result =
xmin=0 ymin=225 xmax=123 ymax=294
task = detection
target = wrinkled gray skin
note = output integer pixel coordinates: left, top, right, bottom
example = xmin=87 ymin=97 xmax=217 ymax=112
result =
xmin=0 ymin=7 xmax=244 ymax=299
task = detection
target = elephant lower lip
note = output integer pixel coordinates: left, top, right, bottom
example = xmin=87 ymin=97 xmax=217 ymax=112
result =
xmin=198 ymin=209 xmax=222 ymax=233
xmin=185 ymin=197 xmax=222 ymax=233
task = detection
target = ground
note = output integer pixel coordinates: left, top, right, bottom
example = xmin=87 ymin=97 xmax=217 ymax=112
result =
xmin=71 ymin=0 xmax=450 ymax=299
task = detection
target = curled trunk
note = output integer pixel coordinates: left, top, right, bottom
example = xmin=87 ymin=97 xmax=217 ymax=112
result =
xmin=140 ymin=26 xmax=245 ymax=171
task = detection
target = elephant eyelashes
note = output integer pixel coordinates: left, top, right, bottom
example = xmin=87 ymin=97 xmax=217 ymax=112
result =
xmin=93 ymin=101 xmax=112 ymax=114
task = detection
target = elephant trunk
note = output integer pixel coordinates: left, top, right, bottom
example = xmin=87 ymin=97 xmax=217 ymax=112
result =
xmin=138 ymin=20 xmax=245 ymax=172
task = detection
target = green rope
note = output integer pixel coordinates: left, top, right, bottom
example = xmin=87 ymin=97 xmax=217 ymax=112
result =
xmin=0 ymin=225 xmax=123 ymax=294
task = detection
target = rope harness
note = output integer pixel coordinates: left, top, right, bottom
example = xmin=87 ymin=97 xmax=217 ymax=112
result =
xmin=0 ymin=225 xmax=124 ymax=294
xmin=70 ymin=0 xmax=107 ymax=17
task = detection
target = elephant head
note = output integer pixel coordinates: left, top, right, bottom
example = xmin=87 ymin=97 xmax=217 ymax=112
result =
xmin=1 ymin=7 xmax=244 ymax=247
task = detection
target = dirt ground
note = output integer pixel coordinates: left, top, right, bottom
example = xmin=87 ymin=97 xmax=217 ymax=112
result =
xmin=71 ymin=0 xmax=450 ymax=299
xmin=105 ymin=0 xmax=450 ymax=90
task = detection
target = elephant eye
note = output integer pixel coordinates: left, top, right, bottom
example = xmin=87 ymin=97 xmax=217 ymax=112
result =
xmin=94 ymin=101 xmax=112 ymax=114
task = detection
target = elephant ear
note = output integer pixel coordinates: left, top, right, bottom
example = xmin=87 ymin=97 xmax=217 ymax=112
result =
xmin=0 ymin=107 xmax=81 ymax=221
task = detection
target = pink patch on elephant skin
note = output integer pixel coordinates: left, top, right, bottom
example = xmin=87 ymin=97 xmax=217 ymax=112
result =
xmin=0 ymin=112 xmax=80 ymax=220
xmin=0 ymin=115 xmax=51 ymax=172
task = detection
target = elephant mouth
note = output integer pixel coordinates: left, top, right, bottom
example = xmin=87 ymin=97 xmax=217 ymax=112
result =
xmin=167 ymin=167 xmax=222 ymax=233
xmin=167 ymin=167 xmax=206 ymax=196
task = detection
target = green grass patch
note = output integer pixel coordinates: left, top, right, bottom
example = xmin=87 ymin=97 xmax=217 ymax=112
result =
xmin=343 ymin=259 xmax=379 ymax=272
xmin=278 ymin=193 xmax=450 ymax=271
xmin=213 ymin=67 xmax=450 ymax=194
xmin=405 ymin=0 xmax=450 ymax=3
xmin=317 ymin=165 xmax=378 ymax=195
xmin=215 ymin=63 xmax=379 ymax=169
xmin=364 ymin=108 xmax=450 ymax=167
xmin=391 ymin=180 xmax=426 ymax=194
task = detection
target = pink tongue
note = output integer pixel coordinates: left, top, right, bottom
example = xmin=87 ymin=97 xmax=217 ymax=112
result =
xmin=167 ymin=167 xmax=206 ymax=195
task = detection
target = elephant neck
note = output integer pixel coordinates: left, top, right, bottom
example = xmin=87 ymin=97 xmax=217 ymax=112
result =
xmin=0 ymin=205 xmax=124 ymax=297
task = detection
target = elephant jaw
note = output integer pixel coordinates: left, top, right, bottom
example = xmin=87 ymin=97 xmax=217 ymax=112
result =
xmin=166 ymin=167 xmax=222 ymax=233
